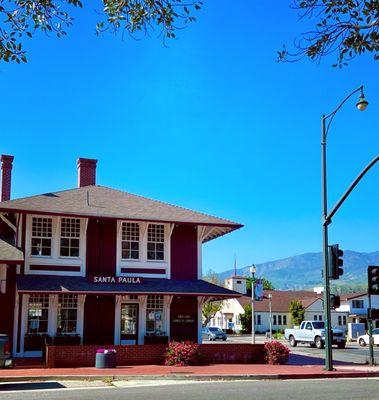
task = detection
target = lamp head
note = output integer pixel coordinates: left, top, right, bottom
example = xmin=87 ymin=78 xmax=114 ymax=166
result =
xmin=356 ymin=91 xmax=368 ymax=111
xmin=249 ymin=264 xmax=256 ymax=276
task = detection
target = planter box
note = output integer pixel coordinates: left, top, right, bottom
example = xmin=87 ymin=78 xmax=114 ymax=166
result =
xmin=95 ymin=352 xmax=117 ymax=368
xmin=144 ymin=336 xmax=169 ymax=345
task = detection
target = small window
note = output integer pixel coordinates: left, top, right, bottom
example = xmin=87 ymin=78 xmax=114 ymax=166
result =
xmin=352 ymin=300 xmax=364 ymax=309
xmin=60 ymin=218 xmax=80 ymax=257
xmin=236 ymin=280 xmax=242 ymax=284
xmin=319 ymin=315 xmax=323 ymax=321
xmin=121 ymin=222 xmax=140 ymax=260
xmin=313 ymin=315 xmax=317 ymax=321
xmin=146 ymin=295 xmax=164 ymax=333
xmin=343 ymin=316 xmax=347 ymax=325
xmin=57 ymin=294 xmax=78 ymax=334
xmin=278 ymin=315 xmax=282 ymax=325
xmin=273 ymin=315 xmax=277 ymax=325
xmin=27 ymin=294 xmax=49 ymax=333
xmin=283 ymin=315 xmax=287 ymax=325
xmin=147 ymin=224 xmax=165 ymax=261
xmin=257 ymin=314 xmax=261 ymax=325
xmin=31 ymin=217 xmax=52 ymax=256
xmin=338 ymin=316 xmax=342 ymax=325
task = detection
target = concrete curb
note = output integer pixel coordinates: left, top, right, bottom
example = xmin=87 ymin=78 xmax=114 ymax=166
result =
xmin=1 ymin=371 xmax=379 ymax=383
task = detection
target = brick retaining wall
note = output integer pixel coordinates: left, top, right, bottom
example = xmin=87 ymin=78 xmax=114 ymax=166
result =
xmin=46 ymin=343 xmax=265 ymax=368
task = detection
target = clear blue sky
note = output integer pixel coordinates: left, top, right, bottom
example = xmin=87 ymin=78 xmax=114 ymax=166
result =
xmin=1 ymin=2 xmax=378 ymax=273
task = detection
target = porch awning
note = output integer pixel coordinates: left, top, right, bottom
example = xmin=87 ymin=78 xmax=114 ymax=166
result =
xmin=0 ymin=239 xmax=24 ymax=264
xmin=16 ymin=275 xmax=241 ymax=298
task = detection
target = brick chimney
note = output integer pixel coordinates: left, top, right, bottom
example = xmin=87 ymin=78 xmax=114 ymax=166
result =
xmin=1 ymin=155 xmax=14 ymax=202
xmin=77 ymin=158 xmax=97 ymax=188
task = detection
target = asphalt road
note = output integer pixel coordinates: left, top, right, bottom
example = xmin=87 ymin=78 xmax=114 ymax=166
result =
xmin=204 ymin=335 xmax=379 ymax=365
xmin=1 ymin=379 xmax=379 ymax=400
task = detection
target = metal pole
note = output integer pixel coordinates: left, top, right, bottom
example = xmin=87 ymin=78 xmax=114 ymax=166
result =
xmin=321 ymin=115 xmax=334 ymax=371
xmin=368 ymin=293 xmax=375 ymax=366
xmin=269 ymin=296 xmax=272 ymax=340
xmin=251 ymin=276 xmax=255 ymax=344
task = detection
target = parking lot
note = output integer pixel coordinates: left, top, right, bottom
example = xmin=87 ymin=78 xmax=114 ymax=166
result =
xmin=203 ymin=334 xmax=379 ymax=365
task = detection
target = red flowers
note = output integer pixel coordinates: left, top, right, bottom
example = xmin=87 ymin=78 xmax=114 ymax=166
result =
xmin=164 ymin=341 xmax=201 ymax=366
xmin=264 ymin=340 xmax=290 ymax=365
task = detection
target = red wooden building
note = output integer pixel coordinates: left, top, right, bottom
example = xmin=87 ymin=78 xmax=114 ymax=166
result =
xmin=0 ymin=155 xmax=242 ymax=358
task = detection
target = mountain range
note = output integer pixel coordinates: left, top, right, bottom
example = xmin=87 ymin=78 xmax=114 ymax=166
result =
xmin=215 ymin=250 xmax=379 ymax=291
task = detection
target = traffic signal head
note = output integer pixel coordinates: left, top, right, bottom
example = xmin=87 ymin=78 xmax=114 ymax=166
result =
xmin=368 ymin=266 xmax=379 ymax=295
xmin=328 ymin=244 xmax=344 ymax=280
xmin=330 ymin=294 xmax=341 ymax=310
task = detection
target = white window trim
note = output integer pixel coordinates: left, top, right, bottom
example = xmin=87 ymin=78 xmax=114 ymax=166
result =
xmin=116 ymin=221 xmax=172 ymax=278
xmin=25 ymin=214 xmax=87 ymax=277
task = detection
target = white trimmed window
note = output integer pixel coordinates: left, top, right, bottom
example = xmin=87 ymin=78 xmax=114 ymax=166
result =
xmin=57 ymin=294 xmax=78 ymax=334
xmin=27 ymin=294 xmax=49 ymax=333
xmin=31 ymin=217 xmax=53 ymax=256
xmin=60 ymin=218 xmax=81 ymax=257
xmin=121 ymin=222 xmax=140 ymax=260
xmin=147 ymin=224 xmax=165 ymax=261
xmin=146 ymin=295 xmax=164 ymax=333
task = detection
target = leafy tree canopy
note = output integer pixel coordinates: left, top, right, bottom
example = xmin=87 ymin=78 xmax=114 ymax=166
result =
xmin=202 ymin=268 xmax=223 ymax=327
xmin=246 ymin=277 xmax=275 ymax=291
xmin=279 ymin=0 xmax=379 ymax=67
xmin=0 ymin=0 xmax=202 ymax=63
xmin=289 ymin=299 xmax=305 ymax=326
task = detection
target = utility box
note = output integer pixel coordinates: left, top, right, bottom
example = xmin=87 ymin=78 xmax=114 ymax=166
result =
xmin=348 ymin=323 xmax=366 ymax=341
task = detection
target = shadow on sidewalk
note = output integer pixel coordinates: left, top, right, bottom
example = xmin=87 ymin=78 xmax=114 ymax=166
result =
xmin=0 ymin=382 xmax=66 ymax=392
xmin=289 ymin=353 xmax=363 ymax=366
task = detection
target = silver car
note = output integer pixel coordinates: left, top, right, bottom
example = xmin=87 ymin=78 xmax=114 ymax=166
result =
xmin=202 ymin=327 xmax=227 ymax=341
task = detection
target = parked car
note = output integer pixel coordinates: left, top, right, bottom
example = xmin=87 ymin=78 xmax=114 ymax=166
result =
xmin=284 ymin=321 xmax=346 ymax=349
xmin=202 ymin=327 xmax=227 ymax=341
xmin=357 ymin=328 xmax=379 ymax=347
xmin=0 ymin=334 xmax=12 ymax=368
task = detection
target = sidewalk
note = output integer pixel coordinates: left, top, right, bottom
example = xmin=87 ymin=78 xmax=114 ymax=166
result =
xmin=0 ymin=363 xmax=378 ymax=382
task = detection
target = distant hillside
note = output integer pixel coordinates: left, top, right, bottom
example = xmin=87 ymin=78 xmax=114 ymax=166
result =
xmin=215 ymin=250 xmax=379 ymax=290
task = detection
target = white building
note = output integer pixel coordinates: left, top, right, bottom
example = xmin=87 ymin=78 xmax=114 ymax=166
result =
xmin=210 ymin=276 xmax=349 ymax=333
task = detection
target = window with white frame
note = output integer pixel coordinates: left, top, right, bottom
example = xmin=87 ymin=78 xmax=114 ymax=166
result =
xmin=57 ymin=294 xmax=78 ymax=334
xmin=283 ymin=315 xmax=287 ymax=325
xmin=146 ymin=295 xmax=164 ymax=333
xmin=147 ymin=224 xmax=165 ymax=261
xmin=278 ymin=315 xmax=282 ymax=325
xmin=256 ymin=314 xmax=261 ymax=325
xmin=31 ymin=217 xmax=53 ymax=256
xmin=60 ymin=218 xmax=81 ymax=257
xmin=27 ymin=294 xmax=49 ymax=333
xmin=273 ymin=315 xmax=277 ymax=325
xmin=121 ymin=222 xmax=140 ymax=260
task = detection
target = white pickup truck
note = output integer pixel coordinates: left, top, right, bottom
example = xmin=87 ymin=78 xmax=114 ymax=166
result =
xmin=284 ymin=321 xmax=346 ymax=349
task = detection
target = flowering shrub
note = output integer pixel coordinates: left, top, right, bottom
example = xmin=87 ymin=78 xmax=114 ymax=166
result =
xmin=264 ymin=340 xmax=290 ymax=365
xmin=97 ymin=348 xmax=117 ymax=354
xmin=164 ymin=341 xmax=201 ymax=366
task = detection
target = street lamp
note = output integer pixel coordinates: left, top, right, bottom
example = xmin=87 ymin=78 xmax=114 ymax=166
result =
xmin=268 ymin=293 xmax=273 ymax=341
xmin=250 ymin=264 xmax=257 ymax=344
xmin=321 ymin=86 xmax=368 ymax=371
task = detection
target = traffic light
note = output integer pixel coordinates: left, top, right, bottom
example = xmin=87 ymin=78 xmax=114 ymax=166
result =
xmin=368 ymin=266 xmax=379 ymax=295
xmin=330 ymin=294 xmax=341 ymax=310
xmin=328 ymin=244 xmax=344 ymax=280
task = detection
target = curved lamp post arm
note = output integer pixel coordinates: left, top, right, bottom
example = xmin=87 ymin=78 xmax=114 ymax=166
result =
xmin=323 ymin=86 xmax=363 ymax=139
xmin=325 ymin=155 xmax=379 ymax=225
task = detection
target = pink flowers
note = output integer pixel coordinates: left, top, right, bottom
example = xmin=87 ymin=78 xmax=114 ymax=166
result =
xmin=96 ymin=348 xmax=117 ymax=354
xmin=264 ymin=341 xmax=290 ymax=365
xmin=164 ymin=341 xmax=201 ymax=366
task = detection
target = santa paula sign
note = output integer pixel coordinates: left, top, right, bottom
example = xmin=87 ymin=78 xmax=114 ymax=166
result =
xmin=91 ymin=276 xmax=143 ymax=284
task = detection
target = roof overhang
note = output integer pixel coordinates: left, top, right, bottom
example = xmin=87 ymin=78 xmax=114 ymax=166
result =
xmin=0 ymin=239 xmax=24 ymax=264
xmin=16 ymin=275 xmax=242 ymax=299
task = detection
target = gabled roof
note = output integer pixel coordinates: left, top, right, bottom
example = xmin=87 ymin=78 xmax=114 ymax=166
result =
xmin=340 ymin=291 xmax=367 ymax=301
xmin=16 ymin=275 xmax=242 ymax=298
xmin=0 ymin=239 xmax=24 ymax=264
xmin=0 ymin=186 xmax=243 ymax=242
xmin=237 ymin=290 xmax=320 ymax=313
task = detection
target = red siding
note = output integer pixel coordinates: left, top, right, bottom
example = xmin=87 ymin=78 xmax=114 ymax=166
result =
xmin=0 ymin=267 xmax=16 ymax=349
xmin=170 ymin=224 xmax=198 ymax=280
xmin=86 ymin=219 xmax=116 ymax=276
xmin=83 ymin=295 xmax=115 ymax=345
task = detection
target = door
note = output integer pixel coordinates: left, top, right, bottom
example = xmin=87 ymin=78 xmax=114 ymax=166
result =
xmin=83 ymin=295 xmax=115 ymax=345
xmin=120 ymin=304 xmax=139 ymax=345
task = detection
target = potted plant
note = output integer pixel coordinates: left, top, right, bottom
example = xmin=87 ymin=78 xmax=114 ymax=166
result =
xmin=95 ymin=348 xmax=117 ymax=368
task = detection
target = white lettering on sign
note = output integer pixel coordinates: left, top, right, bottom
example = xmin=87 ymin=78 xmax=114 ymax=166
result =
xmin=92 ymin=276 xmax=142 ymax=284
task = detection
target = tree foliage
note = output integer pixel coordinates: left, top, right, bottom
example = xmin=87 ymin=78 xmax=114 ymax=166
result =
xmin=279 ymin=0 xmax=379 ymax=67
xmin=289 ymin=299 xmax=305 ymax=326
xmin=0 ymin=0 xmax=202 ymax=63
xmin=246 ymin=277 xmax=275 ymax=291
xmin=240 ymin=304 xmax=252 ymax=333
xmin=202 ymin=268 xmax=223 ymax=327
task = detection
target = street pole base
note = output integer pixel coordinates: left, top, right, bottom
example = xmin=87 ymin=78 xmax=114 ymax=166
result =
xmin=323 ymin=367 xmax=335 ymax=372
